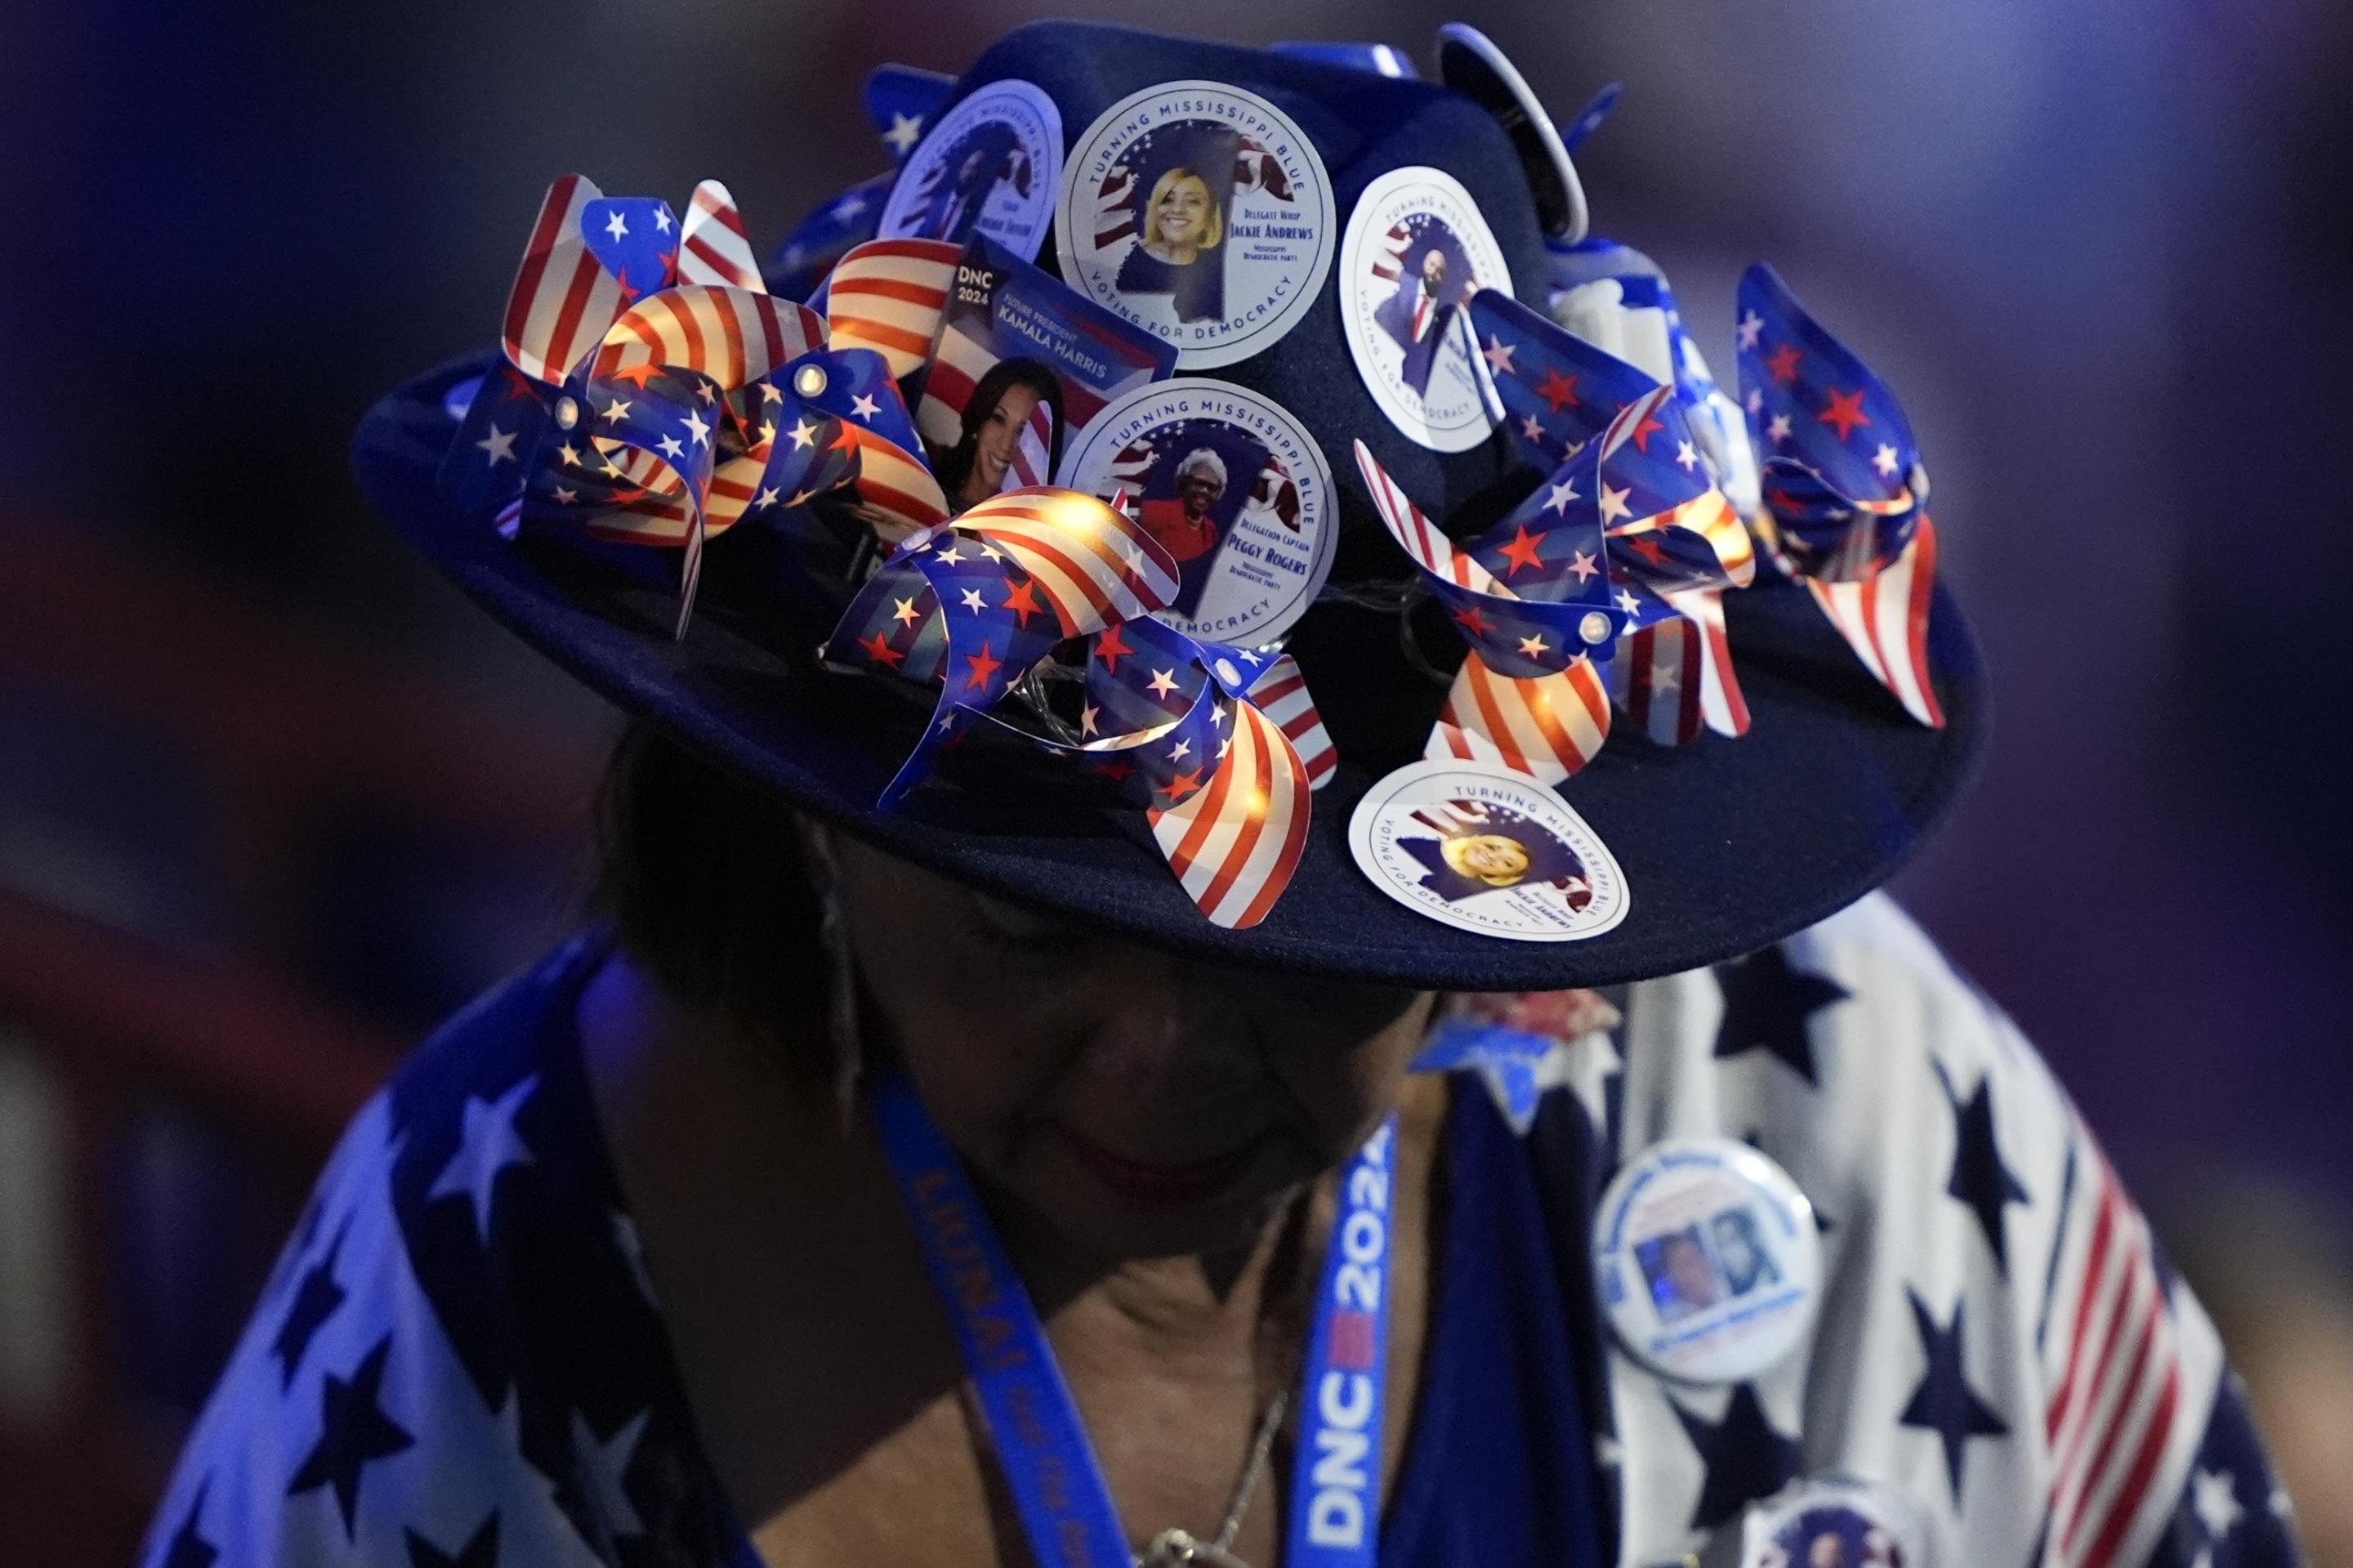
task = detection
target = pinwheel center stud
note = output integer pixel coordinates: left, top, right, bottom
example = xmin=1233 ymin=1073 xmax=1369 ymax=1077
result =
xmin=794 ymin=363 xmax=828 ymax=397
xmin=554 ymin=396 xmax=580 ymax=429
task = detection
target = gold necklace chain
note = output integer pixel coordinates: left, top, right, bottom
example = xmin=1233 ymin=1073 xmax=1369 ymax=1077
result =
xmin=1136 ymin=1382 xmax=1292 ymax=1568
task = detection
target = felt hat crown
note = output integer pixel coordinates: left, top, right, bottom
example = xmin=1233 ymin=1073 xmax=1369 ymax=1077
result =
xmin=354 ymin=20 xmax=1985 ymax=989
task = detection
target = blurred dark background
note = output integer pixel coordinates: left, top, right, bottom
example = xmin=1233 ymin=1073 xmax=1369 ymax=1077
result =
xmin=3 ymin=0 xmax=2348 ymax=1560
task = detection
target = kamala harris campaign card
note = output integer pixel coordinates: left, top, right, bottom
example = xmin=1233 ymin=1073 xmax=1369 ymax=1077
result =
xmin=915 ymin=235 xmax=1178 ymax=515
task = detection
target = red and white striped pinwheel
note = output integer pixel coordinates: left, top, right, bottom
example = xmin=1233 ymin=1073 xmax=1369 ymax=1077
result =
xmin=820 ymin=237 xmax=962 ymax=379
xmin=1056 ymin=615 xmax=1317 ymax=929
xmin=1355 ymin=384 xmax=1756 ymax=786
xmin=1467 ymin=287 xmax=1758 ymax=745
xmin=824 ymin=489 xmax=1319 ymax=928
xmin=1734 ymin=264 xmax=1943 ymax=727
xmin=443 ymin=176 xmax=950 ymax=632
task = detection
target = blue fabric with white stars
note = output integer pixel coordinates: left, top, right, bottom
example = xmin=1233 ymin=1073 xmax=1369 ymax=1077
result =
xmin=141 ymin=899 xmax=2308 ymax=1566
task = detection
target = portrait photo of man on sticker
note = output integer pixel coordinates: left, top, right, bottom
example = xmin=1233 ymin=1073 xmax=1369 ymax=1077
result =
xmin=1637 ymin=1227 xmax=1724 ymax=1324
xmin=1371 ymin=220 xmax=1474 ymax=396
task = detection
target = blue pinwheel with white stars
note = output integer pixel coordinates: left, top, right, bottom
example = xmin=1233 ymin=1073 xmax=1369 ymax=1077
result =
xmin=1359 ymin=351 xmax=1755 ymax=782
xmin=864 ymin=63 xmax=952 ymax=163
xmin=824 ymin=489 xmax=1319 ymax=928
xmin=1735 ymin=263 xmax=1946 ymax=727
xmin=442 ymin=174 xmax=949 ymax=638
xmin=1466 ymin=286 xmax=1760 ymax=749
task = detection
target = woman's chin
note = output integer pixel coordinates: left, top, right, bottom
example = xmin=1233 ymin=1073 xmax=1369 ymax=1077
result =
xmin=1020 ymin=1128 xmax=1308 ymax=1261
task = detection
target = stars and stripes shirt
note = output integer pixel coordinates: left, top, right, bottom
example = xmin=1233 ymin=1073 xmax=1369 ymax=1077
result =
xmin=143 ymin=900 xmax=2305 ymax=1567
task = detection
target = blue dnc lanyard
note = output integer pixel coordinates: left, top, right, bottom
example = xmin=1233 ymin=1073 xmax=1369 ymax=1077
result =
xmin=869 ymin=1073 xmax=1399 ymax=1568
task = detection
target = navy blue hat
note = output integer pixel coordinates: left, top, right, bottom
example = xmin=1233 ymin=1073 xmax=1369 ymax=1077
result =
xmin=352 ymin=20 xmax=1986 ymax=991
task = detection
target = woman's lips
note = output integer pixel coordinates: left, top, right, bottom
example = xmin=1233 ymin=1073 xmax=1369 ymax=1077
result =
xmin=1051 ymin=1127 xmax=1264 ymax=1207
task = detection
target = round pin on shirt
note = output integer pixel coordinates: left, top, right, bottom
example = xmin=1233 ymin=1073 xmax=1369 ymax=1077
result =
xmin=1739 ymin=1480 xmax=1928 ymax=1568
xmin=878 ymin=78 xmax=1063 ymax=257
xmin=1592 ymin=1138 xmax=1822 ymax=1383
xmin=1056 ymin=80 xmax=1336 ymax=369
xmin=1340 ymin=167 xmax=1514 ymax=452
xmin=1054 ymin=377 xmax=1334 ymax=646
xmin=1348 ymin=759 xmax=1630 ymax=941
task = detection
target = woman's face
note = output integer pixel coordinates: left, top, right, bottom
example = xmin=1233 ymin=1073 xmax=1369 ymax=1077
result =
xmin=1452 ymin=833 xmax=1529 ymax=882
xmin=1152 ymin=175 xmax=1212 ymax=255
xmin=827 ymin=837 xmax=1434 ymax=1261
xmin=1176 ymin=467 xmax=1222 ymax=518
xmin=963 ymin=382 xmax=1043 ymax=506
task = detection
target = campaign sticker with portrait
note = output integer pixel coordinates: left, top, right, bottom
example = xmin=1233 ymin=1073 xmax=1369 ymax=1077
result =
xmin=1739 ymin=1481 xmax=1929 ymax=1568
xmin=913 ymin=235 xmax=1178 ymax=515
xmin=1054 ymin=378 xmax=1333 ymax=645
xmin=878 ymin=79 xmax=1064 ymax=257
xmin=1590 ymin=1137 xmax=1824 ymax=1384
xmin=1347 ymin=759 xmax=1629 ymax=941
xmin=1055 ymin=80 xmax=1335 ymax=369
xmin=1340 ymin=167 xmax=1514 ymax=452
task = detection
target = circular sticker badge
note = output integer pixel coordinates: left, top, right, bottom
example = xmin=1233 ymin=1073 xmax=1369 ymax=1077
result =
xmin=1348 ymin=759 xmax=1630 ymax=941
xmin=1740 ymin=1481 xmax=1929 ymax=1568
xmin=1055 ymin=378 xmax=1334 ymax=645
xmin=879 ymin=78 xmax=1064 ymax=257
xmin=1341 ymin=167 xmax=1514 ymax=452
xmin=1592 ymin=1138 xmax=1823 ymax=1383
xmin=1056 ymin=81 xmax=1336 ymax=369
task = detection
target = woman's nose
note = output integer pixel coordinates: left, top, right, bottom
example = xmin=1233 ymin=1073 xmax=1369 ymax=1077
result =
xmin=1074 ymin=961 xmax=1265 ymax=1096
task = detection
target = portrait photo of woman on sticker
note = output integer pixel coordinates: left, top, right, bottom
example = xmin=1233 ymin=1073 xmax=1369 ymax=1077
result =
xmin=931 ymin=355 xmax=1064 ymax=512
xmin=1114 ymin=155 xmax=1233 ymax=324
xmin=1395 ymin=799 xmax=1592 ymax=908
xmin=1137 ymin=444 xmax=1228 ymax=563
xmin=1712 ymin=1205 xmax=1783 ymax=1297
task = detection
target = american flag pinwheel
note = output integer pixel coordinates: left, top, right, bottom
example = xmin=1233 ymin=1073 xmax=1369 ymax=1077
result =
xmin=823 ymin=489 xmax=1319 ymax=928
xmin=820 ymin=238 xmax=962 ymax=380
xmin=1353 ymin=433 xmax=1612 ymax=783
xmin=1457 ymin=287 xmax=1759 ymax=748
xmin=1355 ymin=369 xmax=1755 ymax=782
xmin=1733 ymin=264 xmax=1944 ymax=728
xmin=442 ymin=175 xmax=949 ymax=634
xmin=1541 ymin=235 xmax=1763 ymax=521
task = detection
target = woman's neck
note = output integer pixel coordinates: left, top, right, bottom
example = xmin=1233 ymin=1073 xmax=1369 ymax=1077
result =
xmin=577 ymin=946 xmax=1450 ymax=1564
xmin=993 ymin=1166 xmax=1322 ymax=1392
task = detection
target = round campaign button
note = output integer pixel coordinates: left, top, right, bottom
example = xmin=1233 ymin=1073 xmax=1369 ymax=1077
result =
xmin=1054 ymin=377 xmax=1334 ymax=645
xmin=1435 ymin=24 xmax=1591 ymax=243
xmin=1056 ymin=80 xmax=1336 ymax=369
xmin=1739 ymin=1481 xmax=1928 ymax=1568
xmin=1348 ymin=759 xmax=1630 ymax=942
xmin=1592 ymin=1138 xmax=1821 ymax=1383
xmin=878 ymin=78 xmax=1064 ymax=257
xmin=1340 ymin=167 xmax=1515 ymax=452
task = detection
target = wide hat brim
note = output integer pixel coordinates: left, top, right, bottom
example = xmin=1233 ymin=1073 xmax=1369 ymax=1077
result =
xmin=355 ymin=350 xmax=1986 ymax=992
